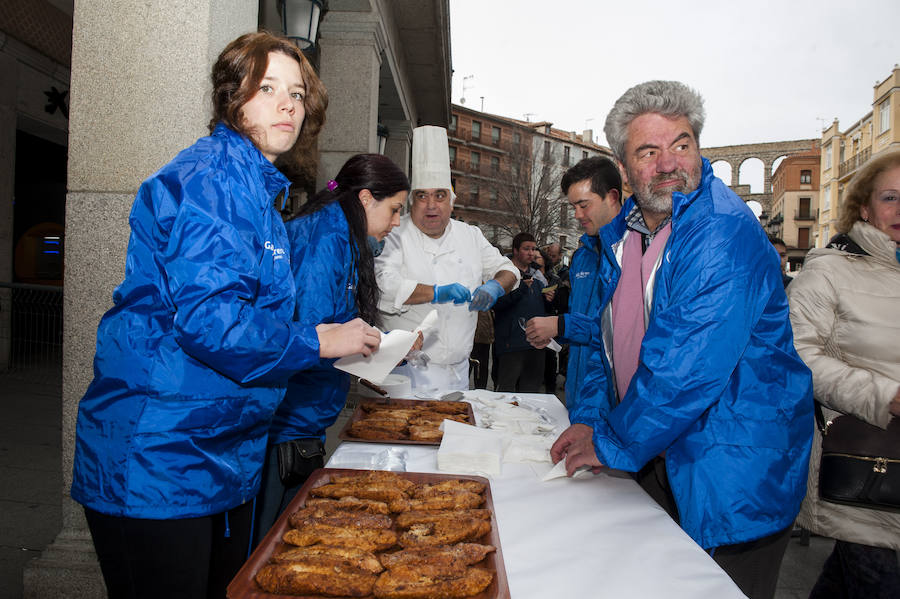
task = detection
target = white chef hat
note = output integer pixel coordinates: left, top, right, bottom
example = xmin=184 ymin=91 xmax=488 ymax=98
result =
xmin=411 ymin=125 xmax=455 ymax=204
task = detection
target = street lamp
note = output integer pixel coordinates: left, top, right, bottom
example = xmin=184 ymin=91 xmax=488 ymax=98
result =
xmin=280 ymin=0 xmax=324 ymax=51
xmin=377 ymin=123 xmax=389 ymax=155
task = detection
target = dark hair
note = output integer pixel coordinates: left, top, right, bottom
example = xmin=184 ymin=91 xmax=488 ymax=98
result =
xmin=296 ymin=154 xmax=410 ymax=327
xmin=561 ymin=156 xmax=622 ymax=200
xmin=209 ymin=31 xmax=328 ymax=182
xmin=512 ymin=232 xmax=536 ymax=250
xmin=768 ymin=235 xmax=786 ymax=246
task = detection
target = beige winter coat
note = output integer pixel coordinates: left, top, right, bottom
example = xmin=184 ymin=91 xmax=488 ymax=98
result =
xmin=788 ymin=221 xmax=900 ymax=550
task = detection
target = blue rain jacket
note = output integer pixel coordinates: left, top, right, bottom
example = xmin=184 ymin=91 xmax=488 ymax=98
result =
xmin=571 ymin=159 xmax=813 ymax=549
xmin=269 ymin=202 xmax=357 ymax=444
xmin=558 ymin=233 xmax=613 ymax=417
xmin=71 ymin=124 xmax=321 ymax=519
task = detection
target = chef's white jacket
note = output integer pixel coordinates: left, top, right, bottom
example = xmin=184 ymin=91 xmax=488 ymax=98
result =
xmin=375 ymin=217 xmax=519 ymax=386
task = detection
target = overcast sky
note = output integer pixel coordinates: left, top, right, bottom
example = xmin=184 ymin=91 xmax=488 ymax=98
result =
xmin=449 ymin=0 xmax=900 ymax=153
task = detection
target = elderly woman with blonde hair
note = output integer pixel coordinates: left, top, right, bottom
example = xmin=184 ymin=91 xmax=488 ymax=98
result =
xmin=788 ymin=150 xmax=900 ymax=598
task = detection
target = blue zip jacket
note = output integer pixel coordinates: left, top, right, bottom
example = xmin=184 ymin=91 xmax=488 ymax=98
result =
xmin=558 ymin=234 xmax=613 ymax=417
xmin=71 ymin=124 xmax=321 ymax=519
xmin=269 ymin=202 xmax=357 ymax=444
xmin=493 ymin=267 xmax=546 ymax=355
xmin=571 ymin=158 xmax=813 ymax=549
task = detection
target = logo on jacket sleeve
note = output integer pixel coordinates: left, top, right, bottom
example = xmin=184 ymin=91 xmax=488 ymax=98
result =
xmin=264 ymin=240 xmax=286 ymax=261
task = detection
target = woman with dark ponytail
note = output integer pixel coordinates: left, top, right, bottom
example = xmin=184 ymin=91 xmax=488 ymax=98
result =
xmin=253 ymin=153 xmax=410 ymax=543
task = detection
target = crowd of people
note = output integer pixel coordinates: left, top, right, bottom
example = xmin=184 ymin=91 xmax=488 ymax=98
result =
xmin=68 ymin=30 xmax=899 ymax=599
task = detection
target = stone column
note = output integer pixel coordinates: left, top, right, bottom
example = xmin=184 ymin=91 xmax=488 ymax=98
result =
xmin=23 ymin=2 xmax=257 ymax=597
xmin=315 ymin=9 xmax=385 ymax=188
xmin=0 ymin=52 xmax=14 ymax=369
xmin=383 ymin=119 xmax=413 ymax=175
xmin=730 ymin=161 xmax=740 ymax=188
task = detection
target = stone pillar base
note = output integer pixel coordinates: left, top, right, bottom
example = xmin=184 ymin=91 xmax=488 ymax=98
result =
xmin=23 ymin=526 xmax=104 ymax=599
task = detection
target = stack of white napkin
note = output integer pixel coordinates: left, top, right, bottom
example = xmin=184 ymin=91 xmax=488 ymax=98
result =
xmin=436 ymin=397 xmax=564 ymax=477
xmin=436 ymin=419 xmax=504 ymax=476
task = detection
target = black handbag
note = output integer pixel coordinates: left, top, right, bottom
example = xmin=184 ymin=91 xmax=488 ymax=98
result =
xmin=815 ymin=403 xmax=900 ymax=512
xmin=276 ymin=438 xmax=325 ymax=488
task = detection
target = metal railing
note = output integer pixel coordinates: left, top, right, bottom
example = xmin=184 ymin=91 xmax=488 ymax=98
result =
xmin=838 ymin=147 xmax=871 ymax=179
xmin=0 ymin=282 xmax=63 ymax=390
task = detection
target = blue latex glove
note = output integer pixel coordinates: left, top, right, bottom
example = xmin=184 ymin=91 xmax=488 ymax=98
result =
xmin=468 ymin=279 xmax=504 ymax=311
xmin=432 ymin=283 xmax=471 ymax=305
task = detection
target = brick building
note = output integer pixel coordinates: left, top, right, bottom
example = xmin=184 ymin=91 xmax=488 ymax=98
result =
xmin=769 ymin=150 xmax=821 ymax=271
xmin=448 ymin=103 xmax=612 ymax=256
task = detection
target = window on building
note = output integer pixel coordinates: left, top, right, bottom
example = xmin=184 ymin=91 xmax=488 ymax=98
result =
xmin=472 ymin=121 xmax=481 ymax=141
xmin=825 ymin=144 xmax=832 ymax=170
xmin=489 ymin=188 xmax=497 ymax=204
xmin=449 ymin=146 xmax=456 ymax=167
xmin=563 ymin=146 xmax=571 ymax=166
xmin=821 ymin=225 xmax=830 ymax=247
xmin=582 ymin=150 xmax=588 ymax=160
xmin=543 ymin=141 xmax=551 ymax=160
xmin=490 ymin=156 xmax=500 ymax=173
xmin=559 ymin=204 xmax=569 ymax=227
xmin=559 ymin=234 xmax=567 ymax=250
xmin=800 ymin=169 xmax=811 ymax=184
xmin=799 ymin=197 xmax=811 ymax=218
xmin=512 ymin=163 xmax=520 ymax=178
xmin=471 ymin=152 xmax=480 ymax=173
xmin=471 ymin=184 xmax=479 ymax=203
xmin=880 ymin=98 xmax=891 ymax=134
xmin=491 ymin=126 xmax=501 ymax=146
xmin=824 ymin=184 xmax=831 ymax=210
xmin=798 ymin=227 xmax=810 ymax=249
xmin=513 ymin=131 xmax=521 ymax=148
xmin=450 ymin=114 xmax=458 ymax=133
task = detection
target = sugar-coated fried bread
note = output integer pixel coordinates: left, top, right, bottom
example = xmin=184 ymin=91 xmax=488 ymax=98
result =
xmin=255 ymin=561 xmax=376 ymax=597
xmin=372 ymin=565 xmax=493 ymax=598
xmin=395 ymin=509 xmax=491 ymax=529
xmin=283 ymin=524 xmax=398 ymax=552
xmin=271 ymin=544 xmax=384 ymax=573
xmin=329 ymin=471 xmax=416 ymax=493
xmin=404 ymin=491 xmax=484 ymax=511
xmin=408 ymin=425 xmax=443 ymax=442
xmin=379 ymin=543 xmax=496 ymax=571
xmin=349 ymin=421 xmax=409 ymax=440
xmin=309 ymin=481 xmax=410 ymax=505
xmin=303 ymin=496 xmax=390 ymax=514
xmin=412 ymin=480 xmax=486 ymax=498
xmin=398 ymin=519 xmax=491 ymax=548
xmin=289 ymin=510 xmax=392 ymax=530
xmin=420 ymin=401 xmax=470 ymax=415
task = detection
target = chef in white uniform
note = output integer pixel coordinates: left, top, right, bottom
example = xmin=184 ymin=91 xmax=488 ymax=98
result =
xmin=375 ymin=126 xmax=519 ymax=391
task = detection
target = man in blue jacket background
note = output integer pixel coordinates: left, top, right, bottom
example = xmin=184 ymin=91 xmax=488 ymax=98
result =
xmin=525 ymin=156 xmax=622 ymax=412
xmin=550 ymin=80 xmax=813 ymax=599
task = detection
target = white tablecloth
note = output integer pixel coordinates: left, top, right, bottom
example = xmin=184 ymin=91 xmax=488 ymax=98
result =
xmin=327 ymin=389 xmax=746 ymax=599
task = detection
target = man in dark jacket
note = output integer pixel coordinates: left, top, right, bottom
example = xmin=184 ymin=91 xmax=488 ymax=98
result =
xmin=550 ymin=80 xmax=813 ymax=599
xmin=492 ymin=232 xmax=546 ymax=392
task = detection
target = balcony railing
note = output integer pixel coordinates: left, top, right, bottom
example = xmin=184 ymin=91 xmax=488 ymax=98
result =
xmin=794 ymin=211 xmax=817 ymax=222
xmin=838 ymin=147 xmax=871 ymax=178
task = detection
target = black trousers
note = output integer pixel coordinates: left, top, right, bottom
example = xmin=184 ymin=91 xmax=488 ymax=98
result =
xmin=469 ymin=342 xmax=491 ymax=389
xmin=635 ymin=456 xmax=792 ymax=599
xmin=495 ymin=348 xmax=544 ymax=393
xmin=809 ymin=539 xmax=900 ymax=599
xmin=84 ymin=501 xmax=253 ymax=599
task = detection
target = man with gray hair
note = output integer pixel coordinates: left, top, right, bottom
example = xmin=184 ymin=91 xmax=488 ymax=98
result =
xmin=550 ymin=81 xmax=813 ymax=599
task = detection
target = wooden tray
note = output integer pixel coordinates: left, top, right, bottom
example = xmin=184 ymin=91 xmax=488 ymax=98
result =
xmin=227 ymin=468 xmax=510 ymax=599
xmin=337 ymin=398 xmax=477 ymax=445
